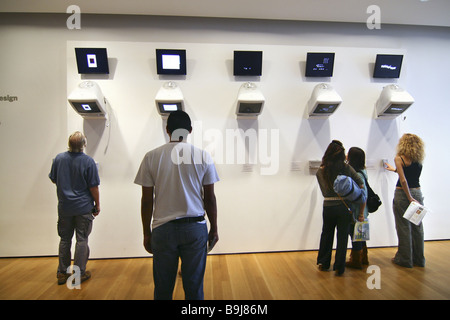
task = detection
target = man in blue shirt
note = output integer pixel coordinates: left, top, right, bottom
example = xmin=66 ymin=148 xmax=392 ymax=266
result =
xmin=49 ymin=131 xmax=100 ymax=285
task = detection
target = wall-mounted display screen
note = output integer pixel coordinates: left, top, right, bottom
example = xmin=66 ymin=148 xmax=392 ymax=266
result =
xmin=237 ymin=102 xmax=263 ymax=114
xmin=305 ymin=52 xmax=335 ymax=77
xmin=312 ymin=103 xmax=340 ymax=114
xmin=233 ymin=51 xmax=263 ymax=76
xmin=373 ymin=54 xmax=403 ymax=78
xmin=157 ymin=102 xmax=183 ymax=114
xmin=156 ymin=49 xmax=187 ymax=75
xmin=75 ymin=48 xmax=110 ymax=74
xmin=70 ymin=101 xmax=102 ymax=114
xmin=383 ymin=103 xmax=411 ymax=114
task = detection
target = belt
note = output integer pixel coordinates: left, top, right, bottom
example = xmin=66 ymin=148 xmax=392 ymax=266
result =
xmin=396 ymin=187 xmax=420 ymax=190
xmin=170 ymin=216 xmax=205 ymax=224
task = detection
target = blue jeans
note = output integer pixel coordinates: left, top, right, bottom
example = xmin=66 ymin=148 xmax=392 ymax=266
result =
xmin=151 ymin=221 xmax=208 ymax=300
xmin=392 ymin=188 xmax=425 ymax=267
xmin=57 ymin=213 xmax=94 ymax=275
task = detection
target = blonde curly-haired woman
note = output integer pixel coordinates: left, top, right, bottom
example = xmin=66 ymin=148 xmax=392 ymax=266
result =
xmin=385 ymin=133 xmax=425 ymax=268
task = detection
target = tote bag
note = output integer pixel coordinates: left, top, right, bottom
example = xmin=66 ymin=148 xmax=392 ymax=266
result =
xmin=352 ymin=220 xmax=370 ymax=242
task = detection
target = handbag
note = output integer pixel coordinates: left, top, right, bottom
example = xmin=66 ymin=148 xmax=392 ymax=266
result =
xmin=358 ymin=171 xmax=382 ymax=213
xmin=353 ymin=220 xmax=370 ymax=241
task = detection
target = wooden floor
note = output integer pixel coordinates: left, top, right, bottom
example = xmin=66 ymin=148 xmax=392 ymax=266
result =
xmin=1 ymin=240 xmax=449 ymax=300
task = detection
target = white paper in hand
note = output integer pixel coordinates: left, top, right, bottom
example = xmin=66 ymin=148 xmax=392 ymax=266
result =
xmin=403 ymin=201 xmax=429 ymax=225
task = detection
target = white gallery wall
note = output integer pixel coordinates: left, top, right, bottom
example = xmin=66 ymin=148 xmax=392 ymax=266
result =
xmin=1 ymin=13 xmax=449 ymax=258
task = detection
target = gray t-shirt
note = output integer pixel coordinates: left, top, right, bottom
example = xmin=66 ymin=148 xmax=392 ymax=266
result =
xmin=134 ymin=142 xmax=219 ymax=229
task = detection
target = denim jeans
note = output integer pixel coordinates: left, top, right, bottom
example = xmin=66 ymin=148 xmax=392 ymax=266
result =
xmin=151 ymin=221 xmax=208 ymax=300
xmin=392 ymin=188 xmax=425 ymax=267
xmin=57 ymin=213 xmax=94 ymax=275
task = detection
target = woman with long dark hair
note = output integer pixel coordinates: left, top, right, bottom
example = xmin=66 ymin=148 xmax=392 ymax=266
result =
xmin=316 ymin=140 xmax=365 ymax=275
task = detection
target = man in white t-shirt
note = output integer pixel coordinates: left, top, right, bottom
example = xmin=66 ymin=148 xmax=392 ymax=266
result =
xmin=134 ymin=111 xmax=219 ymax=300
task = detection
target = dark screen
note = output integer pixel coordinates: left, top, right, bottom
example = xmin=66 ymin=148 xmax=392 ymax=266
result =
xmin=383 ymin=103 xmax=411 ymax=114
xmin=75 ymin=48 xmax=109 ymax=74
xmin=312 ymin=103 xmax=339 ymax=114
xmin=233 ymin=51 xmax=263 ymax=76
xmin=238 ymin=102 xmax=263 ymax=114
xmin=373 ymin=54 xmax=403 ymax=78
xmin=305 ymin=52 xmax=335 ymax=77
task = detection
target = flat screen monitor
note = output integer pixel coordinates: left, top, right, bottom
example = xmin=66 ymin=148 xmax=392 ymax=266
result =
xmin=383 ymin=103 xmax=411 ymax=114
xmin=373 ymin=54 xmax=403 ymax=78
xmin=233 ymin=51 xmax=263 ymax=76
xmin=75 ymin=48 xmax=109 ymax=74
xmin=157 ymin=102 xmax=183 ymax=114
xmin=70 ymin=101 xmax=103 ymax=114
xmin=237 ymin=102 xmax=263 ymax=114
xmin=156 ymin=49 xmax=187 ymax=75
xmin=312 ymin=103 xmax=339 ymax=114
xmin=305 ymin=52 xmax=335 ymax=77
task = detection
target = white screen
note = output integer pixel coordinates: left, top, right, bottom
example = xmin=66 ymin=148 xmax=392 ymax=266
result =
xmin=162 ymin=54 xmax=181 ymax=70
xmin=87 ymin=54 xmax=97 ymax=68
xmin=163 ymin=104 xmax=179 ymax=111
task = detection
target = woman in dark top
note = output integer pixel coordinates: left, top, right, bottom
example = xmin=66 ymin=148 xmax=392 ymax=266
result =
xmin=316 ymin=140 xmax=364 ymax=276
xmin=385 ymin=133 xmax=426 ymax=268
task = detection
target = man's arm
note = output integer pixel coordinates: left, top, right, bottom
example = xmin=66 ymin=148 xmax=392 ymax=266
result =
xmin=203 ymin=184 xmax=218 ymax=247
xmin=89 ymin=186 xmax=100 ymax=216
xmin=141 ymin=186 xmax=154 ymax=253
